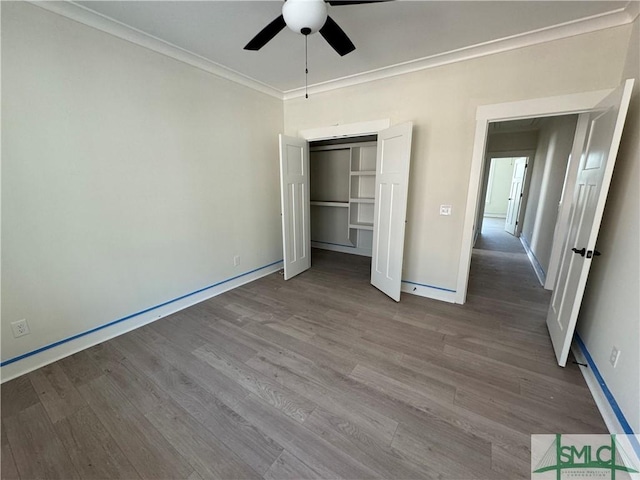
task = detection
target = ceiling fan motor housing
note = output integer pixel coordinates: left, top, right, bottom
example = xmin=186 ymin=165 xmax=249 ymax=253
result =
xmin=283 ymin=0 xmax=328 ymax=35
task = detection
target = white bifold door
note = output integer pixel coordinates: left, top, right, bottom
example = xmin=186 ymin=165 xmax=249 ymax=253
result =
xmin=546 ymin=79 xmax=634 ymax=366
xmin=278 ymin=123 xmax=413 ymax=301
xmin=370 ymin=122 xmax=413 ymax=301
xmin=279 ymin=135 xmax=311 ymax=280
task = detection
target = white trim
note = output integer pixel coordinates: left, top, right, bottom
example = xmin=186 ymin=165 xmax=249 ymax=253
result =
xmin=476 ymin=90 xmax=613 ymax=122
xmin=401 ymin=282 xmax=456 ymax=304
xmin=30 ymin=1 xmax=283 ymax=100
xmin=299 ymin=119 xmax=390 ymax=141
xmin=283 ymin=5 xmax=637 ymax=100
xmin=520 ymin=235 xmax=546 ymax=286
xmin=312 ymin=241 xmax=371 ymax=257
xmin=0 ymin=262 xmax=282 ymax=383
xmin=487 ymin=149 xmax=537 ymax=159
xmin=26 ymin=1 xmax=636 ymax=100
xmin=572 ymin=342 xmax=627 ymax=435
xmin=455 ymin=88 xmax=613 ymax=304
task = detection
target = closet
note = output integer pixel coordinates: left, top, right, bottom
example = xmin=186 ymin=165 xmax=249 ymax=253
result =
xmin=309 ymin=137 xmax=377 ymax=257
xmin=279 ymin=121 xmax=413 ymax=301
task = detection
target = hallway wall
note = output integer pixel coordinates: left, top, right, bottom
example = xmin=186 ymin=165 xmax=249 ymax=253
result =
xmin=521 ymin=115 xmax=578 ymax=275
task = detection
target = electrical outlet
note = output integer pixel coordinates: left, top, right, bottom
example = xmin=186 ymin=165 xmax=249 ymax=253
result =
xmin=233 ymin=255 xmax=240 ymax=267
xmin=440 ymin=205 xmax=452 ymax=216
xmin=11 ymin=319 xmax=30 ymax=338
xmin=610 ymin=347 xmax=620 ymax=367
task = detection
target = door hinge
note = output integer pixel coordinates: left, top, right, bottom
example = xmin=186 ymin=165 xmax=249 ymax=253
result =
xmin=520 ymin=193 xmax=523 ymax=198
xmin=515 ymin=221 xmax=518 ymax=225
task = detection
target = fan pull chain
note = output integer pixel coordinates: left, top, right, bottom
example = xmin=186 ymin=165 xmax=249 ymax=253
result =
xmin=305 ymin=34 xmax=309 ymax=99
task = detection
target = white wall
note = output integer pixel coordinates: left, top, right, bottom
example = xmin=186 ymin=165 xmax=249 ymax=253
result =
xmin=1 ymin=3 xmax=284 ymax=376
xmin=284 ymin=25 xmax=630 ymax=292
xmin=521 ymin=115 xmax=578 ymax=274
xmin=577 ymin=17 xmax=640 ymax=434
xmin=484 ymin=158 xmax=515 ymax=218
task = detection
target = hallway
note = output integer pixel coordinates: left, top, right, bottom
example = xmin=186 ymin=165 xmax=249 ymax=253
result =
xmin=468 ymin=217 xmax=551 ymax=311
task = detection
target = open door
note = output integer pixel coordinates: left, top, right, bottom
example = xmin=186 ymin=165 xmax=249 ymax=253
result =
xmin=279 ymin=134 xmax=311 ymax=280
xmin=547 ymin=79 xmax=634 ymax=366
xmin=371 ymin=122 xmax=413 ymax=301
xmin=504 ymin=157 xmax=527 ymax=236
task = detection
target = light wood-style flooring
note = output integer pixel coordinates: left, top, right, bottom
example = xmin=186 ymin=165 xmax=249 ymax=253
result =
xmin=1 ymin=225 xmax=605 ymax=479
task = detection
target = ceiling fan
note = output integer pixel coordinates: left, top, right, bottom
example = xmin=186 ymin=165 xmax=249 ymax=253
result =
xmin=244 ymin=0 xmax=391 ymax=57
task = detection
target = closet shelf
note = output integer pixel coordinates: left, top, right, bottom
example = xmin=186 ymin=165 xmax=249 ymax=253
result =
xmin=350 ymin=170 xmax=376 ymax=176
xmin=349 ymin=222 xmax=374 ymax=231
xmin=310 ymin=201 xmax=349 ymax=208
xmin=350 ymin=197 xmax=374 ymax=204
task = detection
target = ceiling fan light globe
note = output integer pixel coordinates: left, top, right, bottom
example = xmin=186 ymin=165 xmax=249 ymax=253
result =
xmin=282 ymin=0 xmax=328 ymax=35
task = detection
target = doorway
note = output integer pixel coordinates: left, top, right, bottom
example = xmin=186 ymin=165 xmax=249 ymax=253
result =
xmin=467 ymin=115 xmax=573 ymax=310
xmin=458 ymin=81 xmax=634 ymax=367
xmin=309 ymin=136 xmax=378 ymax=258
xmin=458 ymin=88 xmax=617 ymax=303
xmin=475 ymin=153 xmax=534 ymax=244
xmin=279 ymin=120 xmax=414 ymax=301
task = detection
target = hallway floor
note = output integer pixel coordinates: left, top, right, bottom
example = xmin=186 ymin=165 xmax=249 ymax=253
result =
xmin=469 ymin=217 xmax=551 ymax=310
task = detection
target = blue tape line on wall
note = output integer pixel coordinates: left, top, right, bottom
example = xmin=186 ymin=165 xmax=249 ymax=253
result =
xmin=1 ymin=259 xmax=283 ymax=367
xmin=401 ymin=280 xmax=456 ymax=293
xmin=575 ymin=334 xmax=639 ymax=459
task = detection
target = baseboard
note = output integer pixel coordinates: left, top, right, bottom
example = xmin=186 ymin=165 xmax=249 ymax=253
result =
xmin=401 ymin=281 xmax=457 ymax=303
xmin=311 ymin=241 xmax=372 ymax=257
xmin=572 ymin=335 xmax=638 ymax=438
xmin=572 ymin=342 xmax=626 ymax=434
xmin=572 ymin=335 xmax=640 ymax=465
xmin=0 ymin=260 xmax=283 ymax=383
xmin=519 ymin=235 xmax=546 ymax=286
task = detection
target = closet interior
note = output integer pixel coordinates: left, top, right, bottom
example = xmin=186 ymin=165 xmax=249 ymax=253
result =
xmin=310 ymin=136 xmax=377 ymax=257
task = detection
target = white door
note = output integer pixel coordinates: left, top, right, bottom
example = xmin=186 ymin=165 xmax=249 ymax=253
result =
xmin=545 ymin=113 xmax=591 ymax=290
xmin=547 ymin=79 xmax=634 ymax=367
xmin=279 ymin=134 xmax=311 ymax=280
xmin=504 ymin=157 xmax=527 ymax=235
xmin=371 ymin=122 xmax=413 ymax=301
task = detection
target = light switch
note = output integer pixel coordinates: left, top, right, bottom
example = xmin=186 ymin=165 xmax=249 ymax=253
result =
xmin=440 ymin=205 xmax=452 ymax=216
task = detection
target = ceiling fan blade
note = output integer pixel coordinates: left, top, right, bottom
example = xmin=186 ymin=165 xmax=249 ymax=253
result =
xmin=244 ymin=15 xmax=286 ymax=51
xmin=319 ymin=16 xmax=355 ymax=56
xmin=327 ymin=1 xmax=392 ymax=5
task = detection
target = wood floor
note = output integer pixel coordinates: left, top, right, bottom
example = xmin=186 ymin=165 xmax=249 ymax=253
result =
xmin=1 ymin=227 xmax=606 ymax=479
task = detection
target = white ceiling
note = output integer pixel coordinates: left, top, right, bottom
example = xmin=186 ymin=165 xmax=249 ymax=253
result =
xmin=74 ymin=1 xmax=631 ymax=93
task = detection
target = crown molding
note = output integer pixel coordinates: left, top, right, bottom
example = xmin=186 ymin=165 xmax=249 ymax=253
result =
xmin=283 ymin=2 xmax=638 ymax=100
xmin=27 ymin=1 xmax=637 ymax=102
xmin=624 ymin=0 xmax=640 ymax=22
xmin=29 ymin=1 xmax=284 ymax=100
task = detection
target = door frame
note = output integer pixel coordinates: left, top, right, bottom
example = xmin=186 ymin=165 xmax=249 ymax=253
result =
xmin=474 ymin=150 xmax=535 ymax=243
xmin=298 ymin=119 xmax=390 ymax=142
xmin=455 ymin=88 xmax=613 ymax=304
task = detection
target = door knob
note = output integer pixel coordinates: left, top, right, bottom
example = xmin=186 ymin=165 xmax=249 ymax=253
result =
xmin=571 ymin=247 xmax=586 ymax=257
